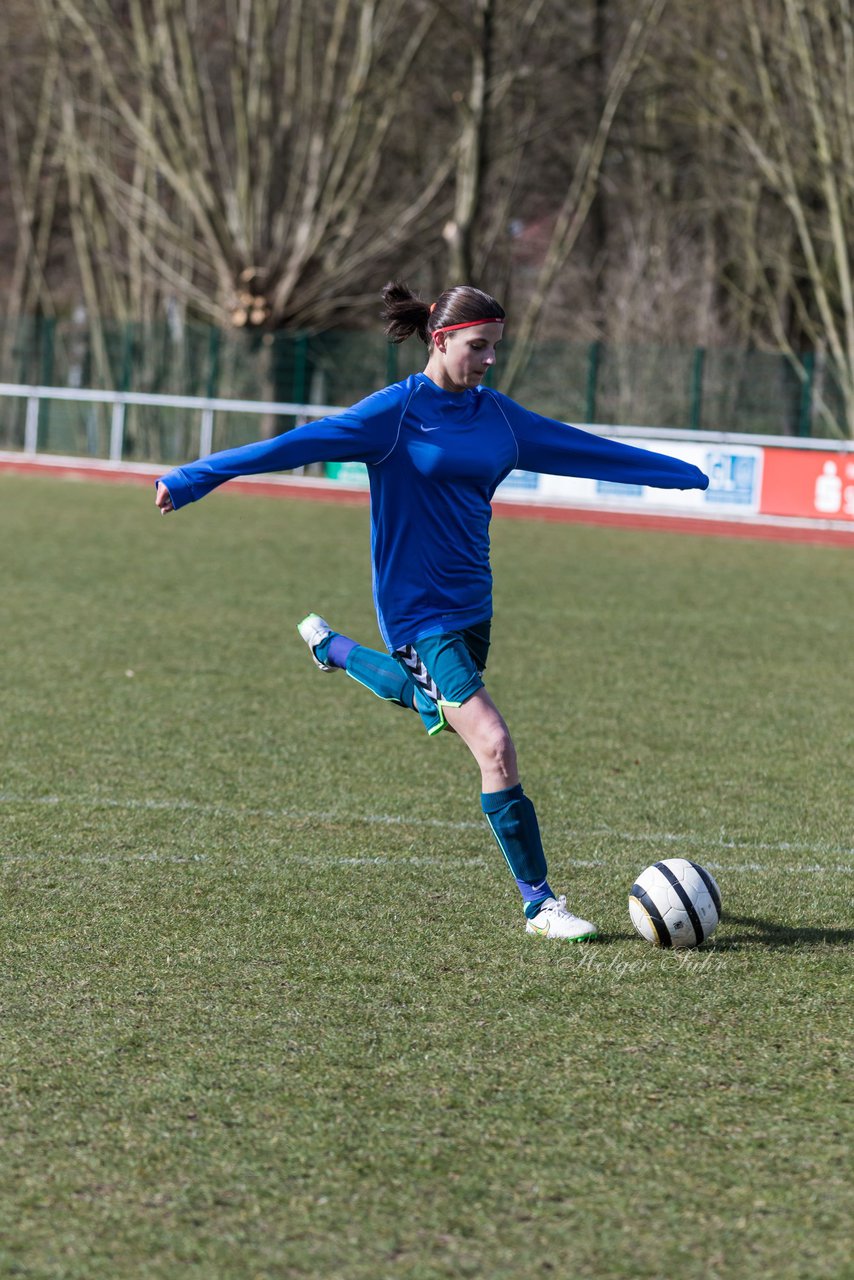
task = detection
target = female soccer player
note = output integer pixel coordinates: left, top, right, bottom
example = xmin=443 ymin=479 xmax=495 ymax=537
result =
xmin=155 ymin=282 xmax=709 ymax=940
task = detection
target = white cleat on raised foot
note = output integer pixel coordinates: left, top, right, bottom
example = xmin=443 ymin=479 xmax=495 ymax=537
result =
xmin=297 ymin=613 xmax=336 ymax=672
xmin=525 ymin=896 xmax=599 ymax=941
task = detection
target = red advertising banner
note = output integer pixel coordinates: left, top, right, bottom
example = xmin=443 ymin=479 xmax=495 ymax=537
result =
xmin=760 ymin=448 xmax=854 ymax=522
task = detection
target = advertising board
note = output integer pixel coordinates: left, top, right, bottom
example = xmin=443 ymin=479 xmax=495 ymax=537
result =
xmin=759 ymin=448 xmax=854 ymax=522
xmin=495 ymin=441 xmax=764 ymax=516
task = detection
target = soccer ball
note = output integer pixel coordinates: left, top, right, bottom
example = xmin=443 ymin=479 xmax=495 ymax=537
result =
xmin=628 ymin=858 xmax=721 ymax=949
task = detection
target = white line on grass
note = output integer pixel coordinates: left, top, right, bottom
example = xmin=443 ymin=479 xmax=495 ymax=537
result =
xmin=2 ymin=792 xmax=852 ymax=875
xmin=0 ymin=792 xmax=485 ymax=830
xmin=3 ymin=848 xmax=854 ymax=877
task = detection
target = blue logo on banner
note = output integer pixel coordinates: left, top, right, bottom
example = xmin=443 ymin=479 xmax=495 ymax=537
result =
xmin=596 ymin=480 xmax=645 ymax=497
xmin=704 ymin=451 xmax=757 ymax=505
xmin=499 ymin=469 xmax=539 ymax=491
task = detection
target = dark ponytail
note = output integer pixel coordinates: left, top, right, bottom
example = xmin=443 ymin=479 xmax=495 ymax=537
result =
xmin=381 ymin=282 xmax=431 ymax=345
xmin=382 ymin=280 xmax=505 ymax=346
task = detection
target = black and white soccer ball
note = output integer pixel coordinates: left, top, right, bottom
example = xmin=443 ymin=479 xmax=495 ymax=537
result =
xmin=629 ymin=858 xmax=721 ymax=949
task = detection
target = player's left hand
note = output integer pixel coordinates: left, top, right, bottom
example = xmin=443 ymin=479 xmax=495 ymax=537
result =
xmin=155 ymin=482 xmax=174 ymax=514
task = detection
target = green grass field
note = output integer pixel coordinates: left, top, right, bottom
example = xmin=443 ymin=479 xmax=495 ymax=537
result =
xmin=2 ymin=473 xmax=852 ymax=1280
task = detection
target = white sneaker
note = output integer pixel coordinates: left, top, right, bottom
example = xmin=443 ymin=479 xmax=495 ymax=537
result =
xmin=297 ymin=613 xmax=336 ymax=672
xmin=525 ymin=896 xmax=598 ymax=941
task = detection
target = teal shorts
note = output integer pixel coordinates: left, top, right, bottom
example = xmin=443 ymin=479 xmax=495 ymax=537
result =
xmin=393 ymin=620 xmax=491 ymax=736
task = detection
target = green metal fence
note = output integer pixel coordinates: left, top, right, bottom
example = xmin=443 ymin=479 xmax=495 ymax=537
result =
xmin=0 ymin=315 xmax=846 ymax=461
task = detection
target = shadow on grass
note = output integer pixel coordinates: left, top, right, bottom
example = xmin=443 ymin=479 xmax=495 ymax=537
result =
xmin=719 ymin=913 xmax=854 ymax=949
xmin=603 ymin=915 xmax=854 ymax=951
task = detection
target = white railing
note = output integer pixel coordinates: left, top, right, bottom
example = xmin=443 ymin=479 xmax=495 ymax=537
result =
xmin=0 ymin=382 xmax=346 ymax=463
xmin=2 ymin=381 xmax=851 ymax=465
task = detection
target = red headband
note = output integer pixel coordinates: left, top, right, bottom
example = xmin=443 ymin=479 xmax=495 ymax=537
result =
xmin=431 ymin=317 xmax=505 ymax=336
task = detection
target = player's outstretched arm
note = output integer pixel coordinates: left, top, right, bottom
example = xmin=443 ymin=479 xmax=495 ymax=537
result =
xmin=152 ymin=381 xmax=408 ymax=513
xmin=494 ymin=393 xmax=709 ymax=492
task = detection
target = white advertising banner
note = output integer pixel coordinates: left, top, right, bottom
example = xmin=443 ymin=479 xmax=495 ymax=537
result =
xmin=495 ymin=439 xmax=765 ymax=516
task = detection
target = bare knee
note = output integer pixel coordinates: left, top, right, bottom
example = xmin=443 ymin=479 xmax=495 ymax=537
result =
xmin=473 ymin=722 xmax=517 ymax=788
xmin=442 ymin=690 xmax=520 ymax=790
xmin=481 ymin=723 xmax=516 ymax=774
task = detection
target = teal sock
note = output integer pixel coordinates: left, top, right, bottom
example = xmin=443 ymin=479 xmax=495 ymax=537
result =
xmin=314 ymin=632 xmax=353 ymax=667
xmin=480 ymin=784 xmax=553 ymax=912
xmin=313 ymin=634 xmax=413 ymax=708
xmin=523 ymin=895 xmax=552 ymax=920
xmin=313 ymin=633 xmax=333 ymax=665
xmin=344 ymin=645 xmax=414 ymax=709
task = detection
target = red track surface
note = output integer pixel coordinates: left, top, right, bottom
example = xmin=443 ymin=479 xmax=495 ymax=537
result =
xmin=3 ymin=453 xmax=852 ymax=547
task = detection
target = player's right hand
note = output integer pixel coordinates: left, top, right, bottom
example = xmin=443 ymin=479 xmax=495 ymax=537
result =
xmin=155 ymin=481 xmax=174 ymax=514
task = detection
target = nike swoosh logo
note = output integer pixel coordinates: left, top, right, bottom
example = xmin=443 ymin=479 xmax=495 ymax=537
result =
xmin=528 ymin=919 xmax=550 ymax=935
xmin=419 ymin=424 xmax=441 ymax=432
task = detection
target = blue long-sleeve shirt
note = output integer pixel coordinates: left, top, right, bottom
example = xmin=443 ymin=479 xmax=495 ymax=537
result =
xmin=158 ymin=372 xmax=708 ymax=649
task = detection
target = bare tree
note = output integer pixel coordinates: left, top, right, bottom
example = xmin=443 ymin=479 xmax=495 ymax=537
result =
xmin=34 ymin=0 xmax=453 ymax=342
xmin=502 ymin=0 xmax=668 ymax=392
xmin=438 ymin=0 xmax=496 ymax=284
xmin=700 ymin=0 xmax=854 ymax=437
xmin=0 ymin=7 xmax=60 ymax=334
xmin=8 ymin=0 xmax=852 ymax=441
